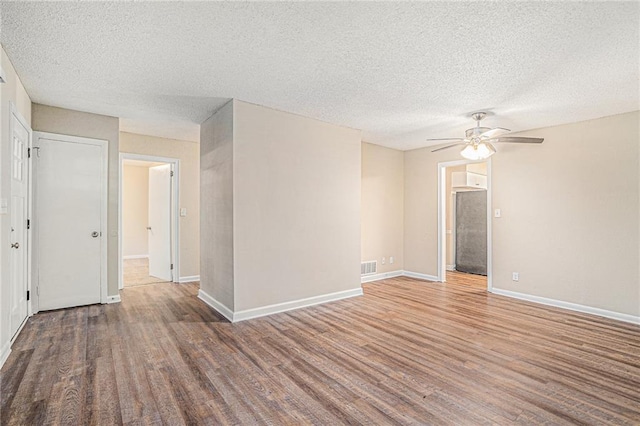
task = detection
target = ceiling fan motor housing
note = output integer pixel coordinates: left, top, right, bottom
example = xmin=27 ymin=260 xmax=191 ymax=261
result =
xmin=465 ymin=127 xmax=491 ymax=138
xmin=471 ymin=112 xmax=487 ymax=122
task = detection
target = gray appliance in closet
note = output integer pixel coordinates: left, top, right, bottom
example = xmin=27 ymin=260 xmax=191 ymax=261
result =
xmin=455 ymin=190 xmax=487 ymax=275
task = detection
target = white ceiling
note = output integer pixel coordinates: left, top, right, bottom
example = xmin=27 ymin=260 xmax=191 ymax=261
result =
xmin=1 ymin=2 xmax=638 ymax=150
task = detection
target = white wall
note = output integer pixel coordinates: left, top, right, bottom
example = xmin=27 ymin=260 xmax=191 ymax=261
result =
xmin=0 ymin=45 xmax=32 ymax=365
xmin=404 ymin=111 xmax=640 ymax=317
xmin=122 ymin=164 xmax=149 ymax=257
xmin=120 ymin=132 xmax=200 ymax=278
xmin=361 ymin=142 xmax=404 ymax=274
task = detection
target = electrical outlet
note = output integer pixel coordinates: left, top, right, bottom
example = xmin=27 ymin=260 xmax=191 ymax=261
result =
xmin=390 ymin=256 xmax=394 ymax=264
xmin=381 ymin=257 xmax=386 ymax=265
xmin=512 ymin=272 xmax=519 ymax=281
xmin=495 ymin=209 xmax=501 ymax=218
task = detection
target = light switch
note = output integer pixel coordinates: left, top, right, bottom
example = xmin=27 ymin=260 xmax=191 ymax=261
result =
xmin=180 ymin=208 xmax=187 ymax=217
xmin=494 ymin=209 xmax=501 ymax=218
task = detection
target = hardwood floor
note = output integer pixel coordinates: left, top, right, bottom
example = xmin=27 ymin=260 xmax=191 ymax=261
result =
xmin=445 ymin=270 xmax=487 ymax=289
xmin=2 ymin=276 xmax=640 ymax=425
xmin=123 ymin=258 xmax=169 ymax=287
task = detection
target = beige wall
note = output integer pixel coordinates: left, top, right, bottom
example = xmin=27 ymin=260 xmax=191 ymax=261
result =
xmin=445 ymin=165 xmax=466 ymax=267
xmin=122 ymin=165 xmax=149 ymax=257
xmin=31 ymin=104 xmax=120 ymax=297
xmin=233 ymin=100 xmax=362 ymax=311
xmin=467 ymin=162 xmax=487 ymax=176
xmin=361 ymin=142 xmax=404 ymax=273
xmin=405 ymin=111 xmax=640 ymax=317
xmin=200 ymin=99 xmax=362 ymax=314
xmin=200 ymin=101 xmax=234 ymax=309
xmin=1 ymin=45 xmax=32 ymax=360
xmin=120 ymin=132 xmax=200 ymax=279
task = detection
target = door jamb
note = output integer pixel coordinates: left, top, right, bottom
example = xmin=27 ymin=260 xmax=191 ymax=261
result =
xmin=437 ymin=158 xmax=492 ymax=291
xmin=118 ymin=153 xmax=180 ymax=290
xmin=32 ymin=131 xmax=109 ymax=306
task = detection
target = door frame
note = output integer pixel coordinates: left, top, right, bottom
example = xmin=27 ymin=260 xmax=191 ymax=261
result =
xmin=118 ymin=153 xmax=180 ymax=289
xmin=32 ymin=131 xmax=109 ymax=310
xmin=9 ymin=101 xmax=32 ymax=338
xmin=437 ymin=158 xmax=492 ymax=291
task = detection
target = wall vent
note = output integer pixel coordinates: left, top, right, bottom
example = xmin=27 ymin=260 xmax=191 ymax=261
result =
xmin=361 ymin=261 xmax=377 ymax=276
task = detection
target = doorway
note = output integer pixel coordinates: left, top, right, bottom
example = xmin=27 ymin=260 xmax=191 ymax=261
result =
xmin=438 ymin=159 xmax=491 ymax=290
xmin=118 ymin=154 xmax=179 ymax=289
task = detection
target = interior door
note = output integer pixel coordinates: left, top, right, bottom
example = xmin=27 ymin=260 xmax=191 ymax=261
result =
xmin=9 ymin=108 xmax=30 ymax=338
xmin=455 ymin=190 xmax=487 ymax=275
xmin=35 ymin=134 xmax=105 ymax=311
xmin=148 ymin=164 xmax=172 ymax=281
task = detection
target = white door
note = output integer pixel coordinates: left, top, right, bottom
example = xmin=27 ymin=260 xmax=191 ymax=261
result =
xmin=9 ymin=107 xmax=30 ymax=338
xmin=148 ymin=164 xmax=172 ymax=281
xmin=35 ymin=134 xmax=106 ymax=311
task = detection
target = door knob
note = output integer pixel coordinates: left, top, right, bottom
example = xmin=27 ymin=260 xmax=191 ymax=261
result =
xmin=146 ymin=227 xmax=152 ymax=230
xmin=11 ymin=242 xmax=19 ymax=249
xmin=91 ymin=231 xmax=100 ymax=238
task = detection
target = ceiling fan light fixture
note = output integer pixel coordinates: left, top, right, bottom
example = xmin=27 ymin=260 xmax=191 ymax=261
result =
xmin=428 ymin=112 xmax=543 ymax=155
xmin=460 ymin=142 xmax=496 ymax=160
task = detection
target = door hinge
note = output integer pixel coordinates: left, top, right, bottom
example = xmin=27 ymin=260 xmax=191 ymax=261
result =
xmin=27 ymin=290 xmax=30 ymax=301
xmin=27 ymin=148 xmax=31 ymax=158
xmin=170 ymin=171 xmax=174 ymax=177
xmin=27 ymin=219 xmax=30 ymax=230
xmin=170 ymin=264 xmax=174 ymax=270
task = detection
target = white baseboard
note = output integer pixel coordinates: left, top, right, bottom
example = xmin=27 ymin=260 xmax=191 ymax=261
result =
xmin=179 ymin=275 xmax=200 ymax=283
xmin=361 ymin=270 xmax=403 ymax=283
xmin=106 ymin=294 xmax=121 ymax=304
xmin=0 ymin=340 xmax=11 ymax=369
xmin=402 ymin=270 xmax=440 ymax=282
xmin=361 ymin=270 xmax=441 ymax=284
xmin=198 ymin=287 xmax=363 ymax=323
xmin=198 ymin=289 xmax=234 ymax=322
xmin=234 ymin=287 xmax=363 ymax=322
xmin=123 ymin=254 xmax=149 ymax=260
xmin=491 ymin=288 xmax=640 ymax=325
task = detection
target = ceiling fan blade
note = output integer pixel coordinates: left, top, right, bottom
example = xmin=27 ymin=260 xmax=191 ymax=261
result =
xmin=425 ymin=137 xmax=465 ymax=142
xmin=431 ymin=143 xmax=466 ymax=152
xmin=492 ymin=136 xmax=544 ymax=144
xmin=480 ymin=127 xmax=510 ymax=139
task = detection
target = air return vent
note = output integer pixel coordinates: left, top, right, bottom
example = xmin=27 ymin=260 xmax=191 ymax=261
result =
xmin=361 ymin=261 xmax=377 ymax=276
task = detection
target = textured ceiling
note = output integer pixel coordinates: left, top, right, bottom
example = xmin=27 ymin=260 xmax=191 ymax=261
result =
xmin=1 ymin=2 xmax=638 ymax=149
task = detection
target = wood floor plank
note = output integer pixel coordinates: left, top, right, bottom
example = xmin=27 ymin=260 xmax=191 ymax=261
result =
xmin=2 ymin=276 xmax=640 ymax=425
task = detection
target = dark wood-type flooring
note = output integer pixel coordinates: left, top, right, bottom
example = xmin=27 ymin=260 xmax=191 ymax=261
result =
xmin=2 ymin=276 xmax=640 ymax=425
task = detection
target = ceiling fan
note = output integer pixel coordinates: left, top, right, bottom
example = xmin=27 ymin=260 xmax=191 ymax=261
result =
xmin=428 ymin=112 xmax=544 ymax=160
